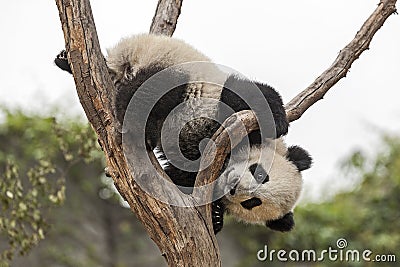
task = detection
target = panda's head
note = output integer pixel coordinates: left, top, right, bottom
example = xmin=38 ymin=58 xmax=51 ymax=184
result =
xmin=219 ymin=139 xmax=312 ymax=232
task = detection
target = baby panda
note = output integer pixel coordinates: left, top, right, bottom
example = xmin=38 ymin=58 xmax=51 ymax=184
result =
xmin=54 ymin=33 xmax=311 ymax=234
xmin=212 ymin=139 xmax=312 ymax=234
xmin=55 ymin=34 xmax=289 ymax=186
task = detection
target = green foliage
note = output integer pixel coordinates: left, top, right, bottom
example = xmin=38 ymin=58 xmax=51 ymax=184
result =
xmin=0 ymin=108 xmax=102 ymax=164
xmin=0 ymin=109 xmax=168 ymax=267
xmin=0 ymin=160 xmax=64 ymax=265
xmin=0 ymin=109 xmax=103 ymax=266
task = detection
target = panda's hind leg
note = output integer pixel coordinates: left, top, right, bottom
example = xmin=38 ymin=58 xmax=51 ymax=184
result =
xmin=163 ymin=163 xmax=198 ymax=194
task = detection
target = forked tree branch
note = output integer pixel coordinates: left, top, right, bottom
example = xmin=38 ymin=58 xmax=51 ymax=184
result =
xmin=54 ymin=0 xmax=397 ymax=266
xmin=55 ymin=0 xmax=220 ymax=266
xmin=285 ymin=0 xmax=397 ymax=122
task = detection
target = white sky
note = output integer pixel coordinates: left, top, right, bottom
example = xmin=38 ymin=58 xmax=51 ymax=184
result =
xmin=0 ymin=0 xmax=399 ymax=201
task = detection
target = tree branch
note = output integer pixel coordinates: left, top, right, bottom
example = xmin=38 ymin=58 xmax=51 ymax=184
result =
xmin=285 ymin=0 xmax=397 ymax=122
xmin=194 ymin=0 xmax=397 ymax=256
xmin=150 ymin=0 xmax=183 ymax=36
xmin=193 ymin=110 xmax=258 ymax=228
xmin=195 ymin=0 xmax=398 ymax=207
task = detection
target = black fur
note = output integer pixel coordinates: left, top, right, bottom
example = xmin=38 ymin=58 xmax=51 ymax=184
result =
xmin=286 ymin=146 xmax=312 ymax=171
xmin=228 ymin=180 xmax=239 ymax=195
xmin=249 ymin=164 xmax=269 ymax=184
xmin=266 ymin=211 xmax=294 ymax=232
xmin=212 ymin=199 xmax=225 ymax=234
xmin=219 ymin=75 xmax=289 ymax=139
xmin=240 ymin=197 xmax=262 ymax=210
xmin=115 ymin=66 xmax=191 ymax=149
xmin=54 ymin=50 xmax=72 ymax=74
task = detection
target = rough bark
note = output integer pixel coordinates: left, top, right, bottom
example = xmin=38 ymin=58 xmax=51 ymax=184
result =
xmin=150 ymin=0 xmax=183 ymax=36
xmin=193 ymin=110 xmax=259 ymax=225
xmin=55 ymin=0 xmax=219 ymax=266
xmin=54 ymin=0 xmax=397 ymax=266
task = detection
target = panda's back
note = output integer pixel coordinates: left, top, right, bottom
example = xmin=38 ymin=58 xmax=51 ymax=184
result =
xmin=107 ymin=34 xmax=211 ymax=74
xmin=108 ymin=34 xmax=227 ymax=168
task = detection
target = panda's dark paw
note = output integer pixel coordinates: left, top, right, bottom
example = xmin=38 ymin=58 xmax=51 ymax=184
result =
xmin=57 ymin=50 xmax=68 ymax=60
xmin=212 ymin=200 xmax=225 ymax=234
xmin=274 ymin=113 xmax=289 ymax=138
xmin=54 ymin=50 xmax=72 ymax=74
xmin=266 ymin=211 xmax=294 ymax=232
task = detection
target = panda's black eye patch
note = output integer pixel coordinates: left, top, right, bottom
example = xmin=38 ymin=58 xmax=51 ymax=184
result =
xmin=249 ymin=164 xmax=269 ymax=184
xmin=240 ymin=197 xmax=262 ymax=210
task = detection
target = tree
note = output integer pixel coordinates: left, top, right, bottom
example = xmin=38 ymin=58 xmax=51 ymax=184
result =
xmin=53 ymin=0 xmax=397 ymax=266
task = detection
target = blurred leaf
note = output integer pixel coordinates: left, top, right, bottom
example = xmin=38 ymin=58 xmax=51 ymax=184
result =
xmin=0 ymin=108 xmax=104 ymax=265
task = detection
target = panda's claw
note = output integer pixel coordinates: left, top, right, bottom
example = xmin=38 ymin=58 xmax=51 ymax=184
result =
xmin=56 ymin=50 xmax=67 ymax=59
xmin=212 ymin=200 xmax=225 ymax=234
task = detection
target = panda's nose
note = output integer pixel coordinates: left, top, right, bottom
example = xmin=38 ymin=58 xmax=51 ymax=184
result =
xmin=223 ymin=167 xmax=240 ymax=195
xmin=229 ymin=183 xmax=238 ymax=195
xmin=228 ymin=177 xmax=240 ymax=195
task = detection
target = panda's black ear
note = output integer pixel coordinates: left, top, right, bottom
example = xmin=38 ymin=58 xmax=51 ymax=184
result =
xmin=286 ymin=146 xmax=312 ymax=171
xmin=266 ymin=212 xmax=294 ymax=232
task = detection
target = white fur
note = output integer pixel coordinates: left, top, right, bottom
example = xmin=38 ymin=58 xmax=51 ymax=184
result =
xmin=106 ymin=33 xmax=225 ymax=100
xmin=107 ymin=34 xmax=210 ymax=71
xmin=106 ymin=33 xmax=227 ymax=124
xmin=221 ymin=139 xmax=303 ymax=224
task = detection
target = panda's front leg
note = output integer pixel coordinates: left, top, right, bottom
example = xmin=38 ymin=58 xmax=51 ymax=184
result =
xmin=212 ymin=199 xmax=225 ymax=234
xmin=54 ymin=50 xmax=72 ymax=74
xmin=271 ymin=107 xmax=289 ymax=139
xmin=256 ymin=82 xmax=289 ymax=138
xmin=220 ymin=75 xmax=289 ymax=139
xmin=266 ymin=211 xmax=295 ymax=232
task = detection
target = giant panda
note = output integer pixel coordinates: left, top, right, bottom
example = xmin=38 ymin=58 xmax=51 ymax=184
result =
xmin=54 ymin=33 xmax=312 ymax=234
xmin=212 ymin=138 xmax=311 ymax=233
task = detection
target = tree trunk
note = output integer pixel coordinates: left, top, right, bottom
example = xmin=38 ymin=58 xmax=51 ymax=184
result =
xmin=54 ymin=0 xmax=220 ymax=266
xmin=54 ymin=0 xmax=397 ymax=266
